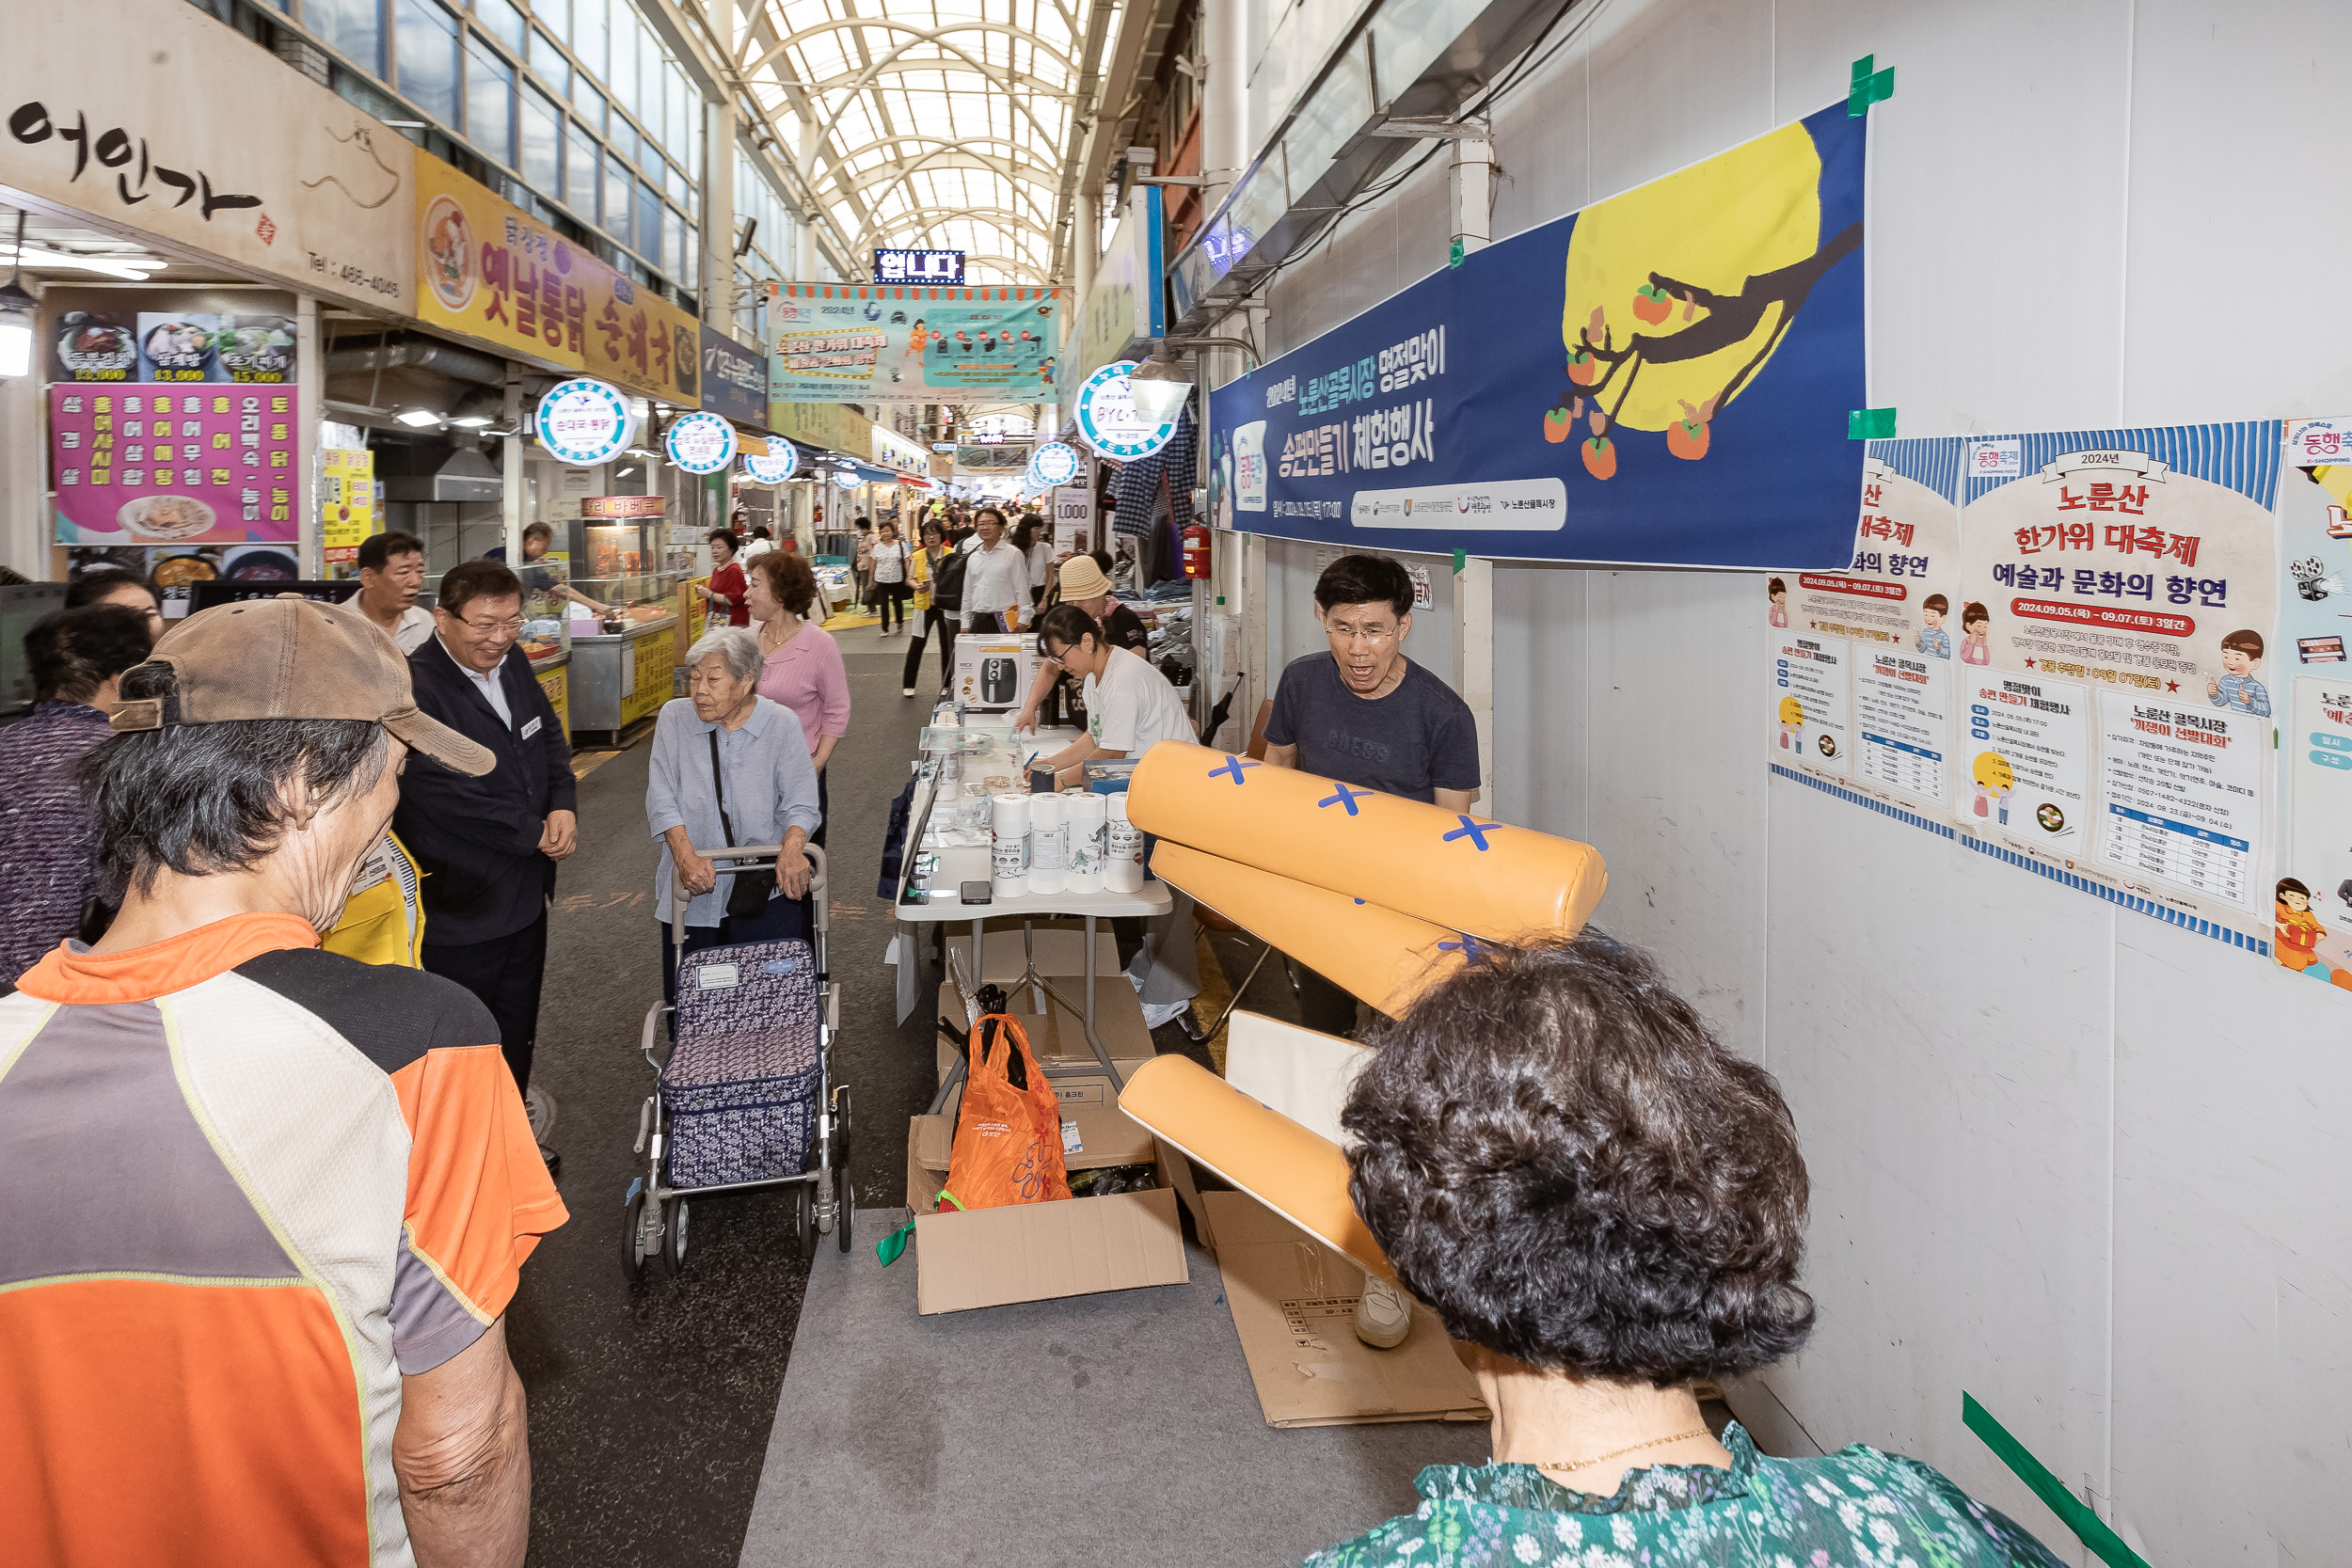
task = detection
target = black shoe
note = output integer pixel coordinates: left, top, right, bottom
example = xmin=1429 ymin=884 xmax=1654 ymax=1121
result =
xmin=539 ymin=1145 xmax=562 ymax=1179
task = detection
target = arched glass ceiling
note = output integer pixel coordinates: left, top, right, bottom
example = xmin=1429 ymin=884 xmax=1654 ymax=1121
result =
xmin=742 ymin=0 xmax=1110 ymax=285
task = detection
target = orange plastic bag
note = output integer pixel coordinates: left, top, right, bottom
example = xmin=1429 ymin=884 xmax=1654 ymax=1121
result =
xmin=944 ymin=1014 xmax=1073 ymax=1210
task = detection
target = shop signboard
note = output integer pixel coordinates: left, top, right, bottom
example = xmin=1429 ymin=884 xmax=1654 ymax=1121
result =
xmin=5 ymin=0 xmax=416 ymax=315
xmin=51 ymin=308 xmax=295 ymax=385
xmin=1073 ymin=363 xmax=1178 ymax=461
xmin=870 ymin=422 xmax=930 ymax=477
xmin=322 ymin=449 xmax=376 ymax=565
xmin=767 ymin=283 xmax=1060 ymax=402
xmin=416 ymin=152 xmax=587 ymax=372
xmin=535 ymin=378 xmax=634 ymax=467
xmin=580 ymin=495 xmax=665 ymax=517
xmin=743 ymin=451 xmax=797 ymax=484
xmin=1207 ymin=103 xmax=1867 ymax=569
xmin=1029 ymin=441 xmax=1082 ymax=488
xmin=700 ymin=326 xmax=770 ymax=425
xmin=1076 ymin=186 xmax=1165 ymax=387
xmin=873 ymin=248 xmax=965 ymax=285
xmin=578 ymin=265 xmax=699 ymax=405
xmin=768 ymin=401 xmax=872 ymax=461
xmin=1052 ymin=485 xmax=1092 ymax=555
xmin=663 ymin=411 xmax=737 ymax=475
xmin=52 ymin=384 xmax=298 ymax=544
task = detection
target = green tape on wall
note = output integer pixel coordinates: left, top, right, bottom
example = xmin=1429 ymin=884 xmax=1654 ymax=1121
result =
xmin=1962 ymin=1393 xmax=2152 ymax=1568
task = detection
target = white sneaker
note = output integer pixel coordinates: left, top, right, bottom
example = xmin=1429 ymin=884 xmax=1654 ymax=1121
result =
xmin=1355 ymin=1275 xmax=1412 ymax=1349
xmin=902 ymin=686 xmax=916 ymax=697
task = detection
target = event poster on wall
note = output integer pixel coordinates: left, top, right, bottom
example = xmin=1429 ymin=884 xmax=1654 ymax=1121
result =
xmin=1208 ymin=100 xmax=1867 ymax=569
xmin=2270 ymin=421 xmax=2352 ymax=987
xmin=1771 ymin=423 xmax=2287 ymax=957
xmin=766 ymin=285 xmax=1060 ymax=403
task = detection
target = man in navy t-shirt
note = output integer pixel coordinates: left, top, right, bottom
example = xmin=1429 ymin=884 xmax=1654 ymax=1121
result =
xmin=1263 ymin=551 xmax=1479 ymax=1353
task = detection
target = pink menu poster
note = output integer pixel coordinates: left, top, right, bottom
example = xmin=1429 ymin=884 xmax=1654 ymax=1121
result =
xmin=52 ymin=386 xmax=298 ymax=545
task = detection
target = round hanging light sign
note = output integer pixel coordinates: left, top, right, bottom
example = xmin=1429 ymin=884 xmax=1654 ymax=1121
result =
xmin=1073 ymin=361 xmax=1178 ymax=460
xmin=534 ymin=377 xmax=634 ymax=467
xmin=742 ymin=449 xmax=797 ymax=484
xmin=1027 ymin=440 xmax=1082 ymax=487
xmin=663 ymin=411 xmax=738 ymax=475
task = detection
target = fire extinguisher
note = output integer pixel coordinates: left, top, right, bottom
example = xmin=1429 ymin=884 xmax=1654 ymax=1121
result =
xmin=1182 ymin=523 xmax=1212 ymax=579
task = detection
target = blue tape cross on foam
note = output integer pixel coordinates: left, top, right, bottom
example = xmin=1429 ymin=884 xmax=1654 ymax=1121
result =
xmin=1208 ymin=755 xmax=1260 ymax=784
xmin=1318 ymin=784 xmax=1372 ymax=815
xmin=1443 ymin=816 xmax=1500 ymax=851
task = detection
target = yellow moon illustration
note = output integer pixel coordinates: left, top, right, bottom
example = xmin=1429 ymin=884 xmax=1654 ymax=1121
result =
xmin=1778 ymin=695 xmax=1805 ymax=726
xmin=1973 ymin=752 xmax=2015 ymax=792
xmin=1560 ymin=122 xmax=1822 ymax=432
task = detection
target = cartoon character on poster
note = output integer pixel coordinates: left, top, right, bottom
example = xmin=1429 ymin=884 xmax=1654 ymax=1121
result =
xmin=1960 ymin=429 xmax=2278 ymax=936
xmin=2267 ymin=424 xmax=2352 ymax=985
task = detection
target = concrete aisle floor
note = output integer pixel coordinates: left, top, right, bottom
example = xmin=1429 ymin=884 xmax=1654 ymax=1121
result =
xmin=506 ymin=620 xmax=1320 ymax=1566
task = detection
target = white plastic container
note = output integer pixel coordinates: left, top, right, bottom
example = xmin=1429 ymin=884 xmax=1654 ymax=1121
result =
xmin=991 ymin=792 xmax=1030 ymax=898
xmin=1067 ymin=792 xmax=1107 ymax=893
xmin=1027 ymin=789 xmax=1067 ymax=895
xmin=1104 ymin=792 xmax=1146 ymax=894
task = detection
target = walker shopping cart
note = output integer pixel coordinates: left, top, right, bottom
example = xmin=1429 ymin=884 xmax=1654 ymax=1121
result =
xmin=622 ymin=843 xmax=851 ymax=1279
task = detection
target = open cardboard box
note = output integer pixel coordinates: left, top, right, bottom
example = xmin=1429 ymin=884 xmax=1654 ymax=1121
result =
xmin=945 ymin=925 xmax=1120 ymax=984
xmin=905 ymin=1112 xmax=1189 ymax=1314
xmin=933 ymin=977 xmax=1154 ymax=1080
xmin=1203 ymin=1191 xmax=1487 ymax=1428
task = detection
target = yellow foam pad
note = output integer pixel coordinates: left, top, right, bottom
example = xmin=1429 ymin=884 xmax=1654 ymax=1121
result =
xmin=1152 ymin=842 xmax=1465 ymax=1018
xmin=1117 ymin=1054 xmax=1392 ymax=1282
xmin=1129 ymin=742 xmax=1608 ymax=942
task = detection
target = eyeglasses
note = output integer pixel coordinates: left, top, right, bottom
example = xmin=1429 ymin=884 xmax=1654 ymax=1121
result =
xmin=459 ymin=615 xmax=526 ymax=635
xmin=1038 ymin=646 xmax=1067 ymax=669
xmin=1325 ymin=623 xmax=1397 ymax=646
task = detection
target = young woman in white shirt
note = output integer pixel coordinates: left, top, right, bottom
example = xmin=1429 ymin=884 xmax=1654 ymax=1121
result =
xmin=868 ymin=519 xmax=911 ymax=636
xmin=1025 ymin=601 xmax=1196 ymax=788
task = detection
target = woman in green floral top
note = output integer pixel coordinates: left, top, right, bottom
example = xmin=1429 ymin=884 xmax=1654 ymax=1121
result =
xmin=1310 ymin=937 xmax=2066 ymax=1568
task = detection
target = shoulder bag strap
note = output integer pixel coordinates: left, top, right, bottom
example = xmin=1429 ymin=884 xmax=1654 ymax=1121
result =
xmin=707 ymin=727 xmax=739 ymax=848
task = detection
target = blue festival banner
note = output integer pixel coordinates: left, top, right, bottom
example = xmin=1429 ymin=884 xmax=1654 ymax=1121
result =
xmin=1209 ymin=102 xmax=1867 ymax=568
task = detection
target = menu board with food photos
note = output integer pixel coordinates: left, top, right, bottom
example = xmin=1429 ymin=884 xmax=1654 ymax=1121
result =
xmin=52 ymin=386 xmax=299 ymax=545
xmin=49 ymin=310 xmax=296 ymax=384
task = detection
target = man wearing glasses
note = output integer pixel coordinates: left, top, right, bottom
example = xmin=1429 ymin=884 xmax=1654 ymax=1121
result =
xmin=397 ymin=559 xmax=577 ymax=1175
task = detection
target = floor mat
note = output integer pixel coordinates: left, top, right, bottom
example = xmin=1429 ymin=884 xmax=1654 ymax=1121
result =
xmin=737 ymin=1210 xmax=1488 ymax=1568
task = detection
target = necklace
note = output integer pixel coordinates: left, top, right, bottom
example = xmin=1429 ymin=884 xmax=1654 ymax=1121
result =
xmin=1527 ymin=1428 xmax=1712 ymax=1473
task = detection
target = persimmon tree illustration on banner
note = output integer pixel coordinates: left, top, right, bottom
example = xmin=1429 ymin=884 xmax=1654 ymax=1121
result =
xmin=1545 ymin=120 xmax=1863 ymax=480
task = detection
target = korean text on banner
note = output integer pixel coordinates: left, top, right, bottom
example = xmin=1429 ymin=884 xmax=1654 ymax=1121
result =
xmin=415 ymin=152 xmax=585 ymax=372
xmin=1207 ymin=103 xmax=1867 ymax=569
xmin=769 ymin=401 xmax=871 ymax=461
xmin=580 ymin=267 xmax=700 ymax=404
xmin=769 ymin=284 xmax=1059 ymax=403
xmin=54 ymin=385 xmax=298 ymax=545
xmin=5 ymin=0 xmax=415 ymax=315
xmin=322 ymin=449 xmax=377 ymax=559
xmin=701 ymin=326 xmax=770 ymax=425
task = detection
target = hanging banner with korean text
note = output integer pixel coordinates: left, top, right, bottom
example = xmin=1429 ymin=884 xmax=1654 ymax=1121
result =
xmin=766 ymin=284 xmax=1060 ymax=403
xmin=1207 ymin=102 xmax=1867 ymax=568
xmin=5 ymin=0 xmax=415 ymax=315
xmin=700 ymin=326 xmax=770 ymax=425
xmin=2270 ymin=421 xmax=2352 ymax=986
xmin=416 ymin=152 xmax=586 ymax=373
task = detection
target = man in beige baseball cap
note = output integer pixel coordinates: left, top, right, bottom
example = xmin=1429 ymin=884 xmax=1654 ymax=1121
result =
xmin=1010 ymin=550 xmax=1150 ymax=736
xmin=111 ymin=593 xmax=495 ymax=778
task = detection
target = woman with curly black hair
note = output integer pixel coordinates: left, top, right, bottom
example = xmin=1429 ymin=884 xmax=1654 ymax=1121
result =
xmin=1311 ymin=936 xmax=2064 ymax=1568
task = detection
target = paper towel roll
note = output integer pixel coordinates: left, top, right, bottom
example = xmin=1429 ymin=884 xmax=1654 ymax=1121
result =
xmin=1104 ymin=792 xmax=1145 ymax=894
xmin=991 ymin=792 xmax=1029 ymax=898
xmin=1028 ymin=789 xmax=1067 ymax=895
xmin=1067 ymin=792 xmax=1107 ymax=892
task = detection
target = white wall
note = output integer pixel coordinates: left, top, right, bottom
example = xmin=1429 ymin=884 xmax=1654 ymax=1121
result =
xmin=1234 ymin=2 xmax=2352 ymax=1561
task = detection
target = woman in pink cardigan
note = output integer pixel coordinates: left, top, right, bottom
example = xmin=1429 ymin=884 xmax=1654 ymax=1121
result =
xmin=745 ymin=550 xmax=851 ymax=845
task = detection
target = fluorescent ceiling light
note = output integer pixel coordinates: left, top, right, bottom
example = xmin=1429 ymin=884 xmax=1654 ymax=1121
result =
xmin=394 ymin=409 xmax=442 ymax=427
xmin=616 ymin=466 xmax=636 ymax=478
xmin=448 ymin=415 xmax=493 ymax=427
xmin=0 ymin=244 xmax=161 ymax=280
xmin=382 ymin=120 xmax=427 ymax=129
xmin=1125 ymin=354 xmax=1195 ymax=424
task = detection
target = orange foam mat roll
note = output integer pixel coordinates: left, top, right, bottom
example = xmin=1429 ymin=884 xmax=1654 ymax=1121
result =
xmin=1116 ymin=1053 xmax=1392 ymax=1282
xmin=1152 ymin=842 xmax=1465 ymax=1018
xmin=1128 ymin=742 xmax=1608 ymax=942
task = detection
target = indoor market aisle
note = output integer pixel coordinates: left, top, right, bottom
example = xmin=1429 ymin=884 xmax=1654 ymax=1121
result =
xmin=506 ymin=624 xmax=1372 ymax=1566
xmin=506 ymin=622 xmax=952 ymax=1568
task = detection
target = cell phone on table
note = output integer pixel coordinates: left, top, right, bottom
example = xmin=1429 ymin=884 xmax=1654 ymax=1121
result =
xmin=960 ymin=879 xmax=993 ymax=905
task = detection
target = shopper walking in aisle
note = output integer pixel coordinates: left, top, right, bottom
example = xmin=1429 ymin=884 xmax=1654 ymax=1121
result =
xmin=0 ymin=605 xmax=153 ymax=982
xmin=851 ymin=517 xmax=875 ymax=610
xmin=902 ymin=518 xmax=964 ymax=697
xmin=870 ymin=518 xmax=911 ymax=635
xmin=397 ymin=560 xmax=574 ymax=1176
xmin=647 ymin=626 xmax=820 ymax=1006
xmin=1311 ymin=936 xmax=2064 ymax=1568
xmin=1014 ymin=512 xmax=1055 ymax=608
xmin=2 ymin=594 xmax=562 ymax=1568
xmin=343 ymin=529 xmax=434 ymax=653
xmin=704 ymin=529 xmax=751 ymax=628
xmin=746 ymin=549 xmax=850 ymax=847
xmin=66 ymin=566 xmax=166 ymax=644
xmin=1263 ymin=551 xmax=1479 ymax=1351
xmin=960 ymin=506 xmax=1029 ymax=633
xmin=742 ymin=524 xmax=776 ymax=562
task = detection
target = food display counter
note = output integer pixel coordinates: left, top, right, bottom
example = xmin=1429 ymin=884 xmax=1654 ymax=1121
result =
xmin=568 ymin=612 xmax=679 ymax=743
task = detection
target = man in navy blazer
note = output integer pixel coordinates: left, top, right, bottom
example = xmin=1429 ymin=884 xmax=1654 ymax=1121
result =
xmin=396 ymin=559 xmax=576 ymax=1172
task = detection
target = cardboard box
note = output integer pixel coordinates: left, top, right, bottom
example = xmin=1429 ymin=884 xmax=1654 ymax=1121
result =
xmin=904 ymin=1114 xmax=1190 ymax=1314
xmin=1204 ymin=1191 xmax=1487 ymax=1428
xmin=945 ymin=925 xmax=1120 ymax=983
xmin=951 ymin=633 xmax=1036 ymax=711
xmin=934 ymin=978 xmax=1154 ymax=1081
